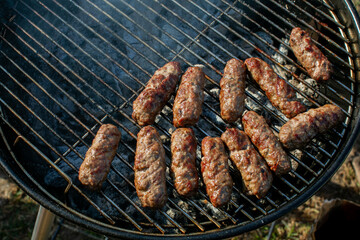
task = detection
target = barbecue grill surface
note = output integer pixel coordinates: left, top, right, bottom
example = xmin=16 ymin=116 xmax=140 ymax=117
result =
xmin=1 ymin=0 xmax=360 ymax=239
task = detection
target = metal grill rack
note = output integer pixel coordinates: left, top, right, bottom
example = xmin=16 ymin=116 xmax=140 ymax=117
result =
xmin=0 ymin=0 xmax=359 ymax=239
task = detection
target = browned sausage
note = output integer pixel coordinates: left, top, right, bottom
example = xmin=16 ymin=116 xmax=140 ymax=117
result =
xmin=79 ymin=124 xmax=121 ymax=190
xmin=220 ymin=59 xmax=246 ymax=123
xmin=173 ymin=67 xmax=205 ymax=127
xmin=279 ymin=104 xmax=345 ymax=150
xmin=221 ymin=128 xmax=273 ymax=199
xmin=245 ymin=57 xmax=306 ymax=119
xmin=134 ymin=126 xmax=167 ymax=208
xmin=201 ymin=136 xmax=233 ymax=207
xmin=242 ymin=111 xmax=291 ymax=175
xmin=132 ymin=62 xmax=182 ymax=126
xmin=290 ymin=27 xmax=332 ymax=81
xmin=171 ymin=128 xmax=198 ymax=196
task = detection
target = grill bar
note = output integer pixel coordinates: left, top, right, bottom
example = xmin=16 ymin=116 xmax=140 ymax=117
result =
xmin=116 ymin=0 xmax=351 ymax=133
xmin=23 ymin=1 xmax=149 ymax=91
xmin=6 ymin=22 xmax=137 ymax=125
xmin=53 ymin=0 xmax=338 ymax=198
xmin=165 ymin=0 xmax=348 ymax=156
xmin=40 ymin=0 xmax=154 ymax=81
xmin=1 ymin=18 xmax=184 ymax=232
xmin=222 ymin=2 xmax=353 ymax=97
xmin=25 ymin=0 xmax=340 ymax=201
xmin=0 ymin=66 xmax=153 ymax=228
xmin=0 ymin=34 xmax=105 ymax=132
xmin=249 ymin=0 xmax=355 ymax=77
xmin=190 ymin=0 xmax=353 ymax=113
xmin=303 ymin=0 xmax=345 ymax=29
xmin=315 ymin=0 xmax=335 ymax=10
xmin=0 ymin=123 xmax=72 ymax=197
xmin=224 ymin=0 xmax=353 ymax=86
xmin=11 ymin=10 xmax=137 ymax=100
xmin=266 ymin=0 xmax=352 ymax=58
xmin=135 ymin=0 xmax=316 ymax=125
xmin=0 ymin=0 xmax=357 ymax=237
xmin=156 ymin=0 xmax=352 ymax=122
xmin=284 ymin=0 xmax=347 ymax=40
xmin=0 ymin=121 xmax=134 ymax=231
xmin=93 ymin=0 xmax=179 ymax=64
xmin=0 ymin=51 xmax=171 ymax=232
xmin=0 ymin=97 xmax=116 ymax=224
xmin=57 ymin=1 xmax=162 ymax=69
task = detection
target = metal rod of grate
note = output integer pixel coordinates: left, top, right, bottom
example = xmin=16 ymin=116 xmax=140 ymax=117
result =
xmin=0 ymin=0 xmax=355 ymax=237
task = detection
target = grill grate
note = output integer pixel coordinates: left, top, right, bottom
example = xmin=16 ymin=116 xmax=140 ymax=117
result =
xmin=0 ymin=0 xmax=358 ymax=238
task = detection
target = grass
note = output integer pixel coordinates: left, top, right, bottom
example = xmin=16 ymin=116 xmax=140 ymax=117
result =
xmin=231 ymin=219 xmax=312 ymax=240
xmin=0 ymin=189 xmax=38 ymax=240
xmin=354 ymin=0 xmax=360 ymax=12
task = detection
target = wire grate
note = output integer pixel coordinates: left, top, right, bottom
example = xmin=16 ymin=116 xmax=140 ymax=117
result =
xmin=0 ymin=0 xmax=358 ymax=238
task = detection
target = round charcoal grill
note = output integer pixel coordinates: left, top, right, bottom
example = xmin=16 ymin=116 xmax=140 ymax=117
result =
xmin=1 ymin=0 xmax=360 ymax=239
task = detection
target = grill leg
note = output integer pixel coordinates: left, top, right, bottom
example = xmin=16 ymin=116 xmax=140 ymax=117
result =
xmin=31 ymin=206 xmax=56 ymax=240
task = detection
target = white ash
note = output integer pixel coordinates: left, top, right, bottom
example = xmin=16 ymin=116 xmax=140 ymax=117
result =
xmin=194 ymin=199 xmax=225 ymax=220
xmin=177 ymin=199 xmax=192 ymax=212
xmin=289 ymin=77 xmax=319 ymax=107
xmin=269 ymin=39 xmax=321 ymax=108
xmin=202 ymin=89 xmax=226 ymax=131
xmin=209 ymin=88 xmax=220 ymax=98
xmin=161 ymin=104 xmax=173 ymax=116
xmin=291 ymin=149 xmax=304 ymax=161
xmin=214 ymin=114 xmax=225 ymax=126
xmin=290 ymin=160 xmax=299 ymax=174
xmin=196 ymin=148 xmax=202 ymax=160
xmin=193 ymin=64 xmax=205 ymax=69
xmin=284 ymin=64 xmax=297 ymax=75
xmin=245 ymin=85 xmax=285 ymax=127
xmin=271 ymin=40 xmax=292 ymax=80
xmin=160 ymin=134 xmax=170 ymax=143
xmin=167 ymin=126 xmax=176 ymax=136
xmin=288 ymin=149 xmax=303 ymax=173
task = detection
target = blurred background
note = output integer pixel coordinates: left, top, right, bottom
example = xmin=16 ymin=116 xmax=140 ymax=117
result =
xmin=355 ymin=0 xmax=360 ymax=12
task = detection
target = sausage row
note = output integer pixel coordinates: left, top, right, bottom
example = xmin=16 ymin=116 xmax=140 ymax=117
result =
xmin=78 ymin=27 xmax=345 ymax=209
xmin=79 ymin=102 xmax=344 ymax=208
xmin=136 ymin=125 xmax=274 ymax=208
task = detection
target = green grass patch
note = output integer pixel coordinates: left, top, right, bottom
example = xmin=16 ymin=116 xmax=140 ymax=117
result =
xmin=0 ymin=189 xmax=38 ymax=240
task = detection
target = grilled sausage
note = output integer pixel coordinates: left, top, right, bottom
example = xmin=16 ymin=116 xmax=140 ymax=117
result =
xmin=221 ymin=128 xmax=273 ymax=199
xmin=245 ymin=57 xmax=306 ymax=119
xmin=134 ymin=126 xmax=167 ymax=208
xmin=173 ymin=67 xmax=205 ymax=127
xmin=290 ymin=27 xmax=332 ymax=81
xmin=242 ymin=111 xmax=291 ymax=175
xmin=220 ymin=59 xmax=246 ymax=123
xmin=201 ymin=136 xmax=233 ymax=207
xmin=279 ymin=104 xmax=345 ymax=150
xmin=132 ymin=62 xmax=182 ymax=126
xmin=171 ymin=128 xmax=198 ymax=196
xmin=79 ymin=124 xmax=121 ymax=190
